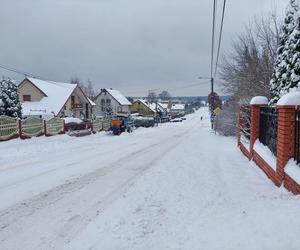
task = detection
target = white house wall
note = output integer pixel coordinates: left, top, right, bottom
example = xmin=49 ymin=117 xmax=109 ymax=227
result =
xmin=18 ymin=80 xmax=45 ymax=102
xmin=94 ymin=92 xmax=130 ymax=115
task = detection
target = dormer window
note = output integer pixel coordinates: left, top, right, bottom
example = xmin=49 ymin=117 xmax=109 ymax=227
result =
xmin=23 ymin=95 xmax=31 ymax=101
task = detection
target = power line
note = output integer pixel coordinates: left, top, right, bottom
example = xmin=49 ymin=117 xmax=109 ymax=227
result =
xmin=125 ymin=81 xmax=211 ymax=96
xmin=214 ymin=0 xmax=227 ymax=78
xmin=210 ymin=0 xmax=217 ymax=80
xmin=0 ymin=63 xmax=39 ymax=78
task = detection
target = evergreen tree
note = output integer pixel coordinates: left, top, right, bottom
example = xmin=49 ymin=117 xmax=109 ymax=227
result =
xmin=288 ymin=13 xmax=300 ymax=91
xmin=270 ymin=0 xmax=300 ymax=104
xmin=0 ymin=79 xmax=22 ymax=118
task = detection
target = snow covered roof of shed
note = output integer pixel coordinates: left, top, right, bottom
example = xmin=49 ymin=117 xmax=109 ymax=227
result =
xmin=105 ymin=88 xmax=131 ymax=105
xmin=159 ymin=103 xmax=169 ymax=110
xmin=20 ymin=77 xmax=89 ymax=116
xmin=171 ymin=104 xmax=185 ymax=110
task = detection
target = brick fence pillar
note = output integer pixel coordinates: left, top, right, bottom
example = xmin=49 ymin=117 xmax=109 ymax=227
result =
xmin=250 ymin=105 xmax=263 ymax=157
xmin=237 ymin=107 xmax=241 ymax=147
xmin=249 ymin=96 xmax=269 ymax=158
xmin=276 ymin=105 xmax=296 ymax=183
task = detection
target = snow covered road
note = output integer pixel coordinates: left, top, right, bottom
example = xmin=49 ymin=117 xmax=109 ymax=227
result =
xmin=1 ymin=108 xmax=300 ymax=250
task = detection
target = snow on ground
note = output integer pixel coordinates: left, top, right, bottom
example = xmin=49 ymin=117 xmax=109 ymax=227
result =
xmin=254 ymin=140 xmax=277 ymax=171
xmin=1 ymin=108 xmax=300 ymax=250
xmin=285 ymin=159 xmax=300 ymax=184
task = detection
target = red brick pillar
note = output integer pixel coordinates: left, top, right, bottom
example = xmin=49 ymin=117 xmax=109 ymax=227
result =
xmin=250 ymin=104 xmax=263 ymax=157
xmin=276 ymin=105 xmax=296 ymax=184
xmin=237 ymin=107 xmax=241 ymax=147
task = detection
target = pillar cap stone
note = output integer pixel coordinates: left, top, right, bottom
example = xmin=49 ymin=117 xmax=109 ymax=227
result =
xmin=250 ymin=96 xmax=268 ymax=105
xmin=277 ymin=91 xmax=300 ymax=106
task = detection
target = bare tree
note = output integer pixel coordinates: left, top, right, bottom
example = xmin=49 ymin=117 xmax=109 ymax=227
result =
xmin=220 ymin=12 xmax=281 ymax=103
xmin=70 ymin=77 xmax=95 ymax=100
xmin=216 ymin=12 xmax=281 ymax=136
xmin=86 ymin=79 xmax=95 ymax=99
xmin=158 ymin=90 xmax=171 ymax=100
xmin=147 ymin=91 xmax=157 ymax=103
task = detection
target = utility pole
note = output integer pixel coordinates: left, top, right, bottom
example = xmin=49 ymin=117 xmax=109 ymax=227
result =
xmin=210 ymin=0 xmax=217 ymax=130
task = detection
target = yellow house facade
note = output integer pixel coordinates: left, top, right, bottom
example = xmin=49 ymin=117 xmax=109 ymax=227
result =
xmin=130 ymin=100 xmax=156 ymax=117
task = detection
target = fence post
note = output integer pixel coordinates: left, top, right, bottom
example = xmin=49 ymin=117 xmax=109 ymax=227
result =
xmin=237 ymin=107 xmax=241 ymax=147
xmin=276 ymin=105 xmax=296 ymax=184
xmin=63 ymin=119 xmax=66 ymax=134
xmin=250 ymin=105 xmax=261 ymax=158
xmin=91 ymin=120 xmax=94 ymax=133
xmin=44 ymin=120 xmax=47 ymax=136
xmin=18 ymin=119 xmax=23 ymax=139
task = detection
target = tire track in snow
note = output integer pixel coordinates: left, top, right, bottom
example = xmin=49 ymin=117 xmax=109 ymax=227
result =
xmin=0 ymin=115 xmax=200 ymax=250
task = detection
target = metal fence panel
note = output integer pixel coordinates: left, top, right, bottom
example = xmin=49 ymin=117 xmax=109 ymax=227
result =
xmin=239 ymin=105 xmax=251 ymax=141
xmin=259 ymin=107 xmax=278 ymax=156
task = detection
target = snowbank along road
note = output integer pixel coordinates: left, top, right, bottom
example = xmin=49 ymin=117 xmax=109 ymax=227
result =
xmin=1 ymin=108 xmax=300 ymax=250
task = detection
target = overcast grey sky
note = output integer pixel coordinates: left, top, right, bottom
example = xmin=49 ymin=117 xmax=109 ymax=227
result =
xmin=0 ymin=0 xmax=289 ymax=96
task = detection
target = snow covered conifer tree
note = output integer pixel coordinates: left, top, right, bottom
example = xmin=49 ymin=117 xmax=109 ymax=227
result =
xmin=0 ymin=78 xmax=22 ymax=118
xmin=270 ymin=0 xmax=300 ymax=104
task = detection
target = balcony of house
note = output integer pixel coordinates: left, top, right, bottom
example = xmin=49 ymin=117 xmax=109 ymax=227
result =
xmin=72 ymin=103 xmax=83 ymax=110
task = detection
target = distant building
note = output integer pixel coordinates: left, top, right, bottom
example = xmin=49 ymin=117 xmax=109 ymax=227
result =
xmin=18 ymin=77 xmax=95 ymax=119
xmin=130 ymin=99 xmax=156 ymax=117
xmin=170 ymin=103 xmax=185 ymax=117
xmin=94 ymin=88 xmax=132 ymax=115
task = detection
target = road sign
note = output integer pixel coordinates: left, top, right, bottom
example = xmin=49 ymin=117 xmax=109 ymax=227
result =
xmin=213 ymin=107 xmax=221 ymax=115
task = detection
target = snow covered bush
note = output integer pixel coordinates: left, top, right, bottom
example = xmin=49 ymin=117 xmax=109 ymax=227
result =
xmin=270 ymin=0 xmax=300 ymax=104
xmin=0 ymin=78 xmax=22 ymax=118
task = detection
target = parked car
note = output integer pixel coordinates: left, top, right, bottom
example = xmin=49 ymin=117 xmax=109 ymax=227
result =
xmin=170 ymin=118 xmax=183 ymax=122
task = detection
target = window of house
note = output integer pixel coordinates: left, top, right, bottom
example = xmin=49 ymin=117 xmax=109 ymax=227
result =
xmin=71 ymin=96 xmax=75 ymax=107
xmin=106 ymin=99 xmax=111 ymax=104
xmin=101 ymin=99 xmax=105 ymax=111
xmin=23 ymin=95 xmax=31 ymax=101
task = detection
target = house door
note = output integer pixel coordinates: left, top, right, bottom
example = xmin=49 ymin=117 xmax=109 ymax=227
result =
xmin=86 ymin=103 xmax=89 ymax=119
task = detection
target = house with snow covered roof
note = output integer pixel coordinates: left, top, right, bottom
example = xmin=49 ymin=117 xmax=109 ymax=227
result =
xmin=130 ymin=99 xmax=157 ymax=117
xmin=130 ymin=99 xmax=168 ymax=118
xmin=18 ymin=77 xmax=95 ymax=119
xmin=93 ymin=88 xmax=132 ymax=115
